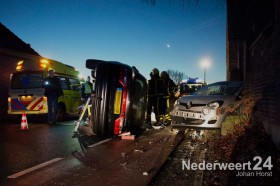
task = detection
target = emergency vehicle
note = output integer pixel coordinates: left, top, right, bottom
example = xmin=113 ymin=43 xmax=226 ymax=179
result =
xmin=8 ymin=57 xmax=82 ymax=121
xmin=178 ymin=77 xmax=205 ymax=97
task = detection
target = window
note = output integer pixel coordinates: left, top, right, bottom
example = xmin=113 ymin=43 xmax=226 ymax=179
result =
xmin=69 ymin=78 xmax=80 ymax=91
xmin=11 ymin=72 xmax=43 ymax=89
xmin=193 ymin=81 xmax=243 ymax=96
xmin=179 ymin=83 xmax=203 ymax=95
xmin=58 ymin=77 xmax=69 ymax=90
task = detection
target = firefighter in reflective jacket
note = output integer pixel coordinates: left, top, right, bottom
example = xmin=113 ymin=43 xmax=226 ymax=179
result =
xmin=80 ymin=76 xmax=93 ymax=102
xmin=160 ymin=71 xmax=176 ymax=125
xmin=146 ymin=68 xmax=165 ymax=127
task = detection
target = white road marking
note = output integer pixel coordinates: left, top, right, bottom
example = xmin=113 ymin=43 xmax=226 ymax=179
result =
xmin=7 ymin=157 xmax=63 ymax=179
xmin=57 ymin=121 xmax=75 ymax=126
xmin=87 ymin=139 xmax=111 ymax=148
xmin=7 ymin=139 xmax=110 ymax=179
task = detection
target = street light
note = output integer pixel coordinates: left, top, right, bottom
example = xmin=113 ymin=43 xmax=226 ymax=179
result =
xmin=200 ymin=58 xmax=211 ymax=83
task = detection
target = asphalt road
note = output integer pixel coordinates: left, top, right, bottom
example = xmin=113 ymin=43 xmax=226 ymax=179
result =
xmin=0 ymin=117 xmax=103 ymax=184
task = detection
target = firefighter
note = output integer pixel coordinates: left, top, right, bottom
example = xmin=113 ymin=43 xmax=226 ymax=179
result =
xmin=78 ymin=76 xmax=93 ymax=124
xmin=43 ymin=68 xmax=64 ymax=124
xmin=160 ymin=71 xmax=176 ymax=125
xmin=146 ymin=68 xmax=165 ymax=128
xmin=80 ymin=76 xmax=93 ymax=102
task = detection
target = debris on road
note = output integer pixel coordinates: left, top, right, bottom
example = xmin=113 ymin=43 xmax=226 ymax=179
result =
xmin=121 ymin=135 xmax=135 ymax=140
xmin=143 ymin=172 xmax=148 ymax=176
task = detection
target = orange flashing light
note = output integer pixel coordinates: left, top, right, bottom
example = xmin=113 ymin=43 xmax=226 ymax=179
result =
xmin=16 ymin=60 xmax=24 ymax=71
xmin=39 ymin=59 xmax=49 ymax=69
xmin=21 ymin=96 xmax=33 ymax=101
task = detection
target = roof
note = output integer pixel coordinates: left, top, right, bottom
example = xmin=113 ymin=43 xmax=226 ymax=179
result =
xmin=0 ymin=22 xmax=40 ymax=56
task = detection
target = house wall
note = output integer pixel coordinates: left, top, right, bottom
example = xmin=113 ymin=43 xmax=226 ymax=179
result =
xmin=0 ymin=23 xmax=41 ymax=121
xmin=0 ymin=53 xmax=20 ymax=120
xmin=227 ymin=0 xmax=280 ymax=145
xmin=248 ymin=26 xmax=280 ymax=144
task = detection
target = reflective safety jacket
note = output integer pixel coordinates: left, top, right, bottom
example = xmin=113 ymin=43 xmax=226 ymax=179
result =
xmin=83 ymin=82 xmax=92 ymax=94
xmin=80 ymin=81 xmax=92 ymax=98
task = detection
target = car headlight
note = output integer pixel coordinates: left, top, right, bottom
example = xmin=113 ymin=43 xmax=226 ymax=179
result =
xmin=202 ymin=107 xmax=210 ymax=115
xmin=172 ymin=100 xmax=178 ymax=110
xmin=208 ymin=100 xmax=224 ymax=110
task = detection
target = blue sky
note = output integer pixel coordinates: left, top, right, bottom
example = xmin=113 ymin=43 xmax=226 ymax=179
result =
xmin=0 ymin=0 xmax=226 ymax=83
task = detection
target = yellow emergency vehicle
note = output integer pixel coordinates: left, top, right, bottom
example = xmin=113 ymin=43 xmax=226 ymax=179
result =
xmin=8 ymin=57 xmax=82 ymax=121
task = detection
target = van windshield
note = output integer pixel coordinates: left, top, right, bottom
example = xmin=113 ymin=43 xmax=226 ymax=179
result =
xmin=11 ymin=72 xmax=43 ymax=89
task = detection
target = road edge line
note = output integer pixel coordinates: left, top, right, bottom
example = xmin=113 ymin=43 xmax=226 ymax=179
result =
xmin=87 ymin=138 xmax=111 ymax=148
xmin=7 ymin=157 xmax=63 ymax=179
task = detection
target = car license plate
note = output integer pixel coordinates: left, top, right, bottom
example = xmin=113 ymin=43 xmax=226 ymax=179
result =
xmin=175 ymin=111 xmax=204 ymax=120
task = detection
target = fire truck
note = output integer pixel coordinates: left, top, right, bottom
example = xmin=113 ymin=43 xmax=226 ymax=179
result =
xmin=8 ymin=57 xmax=82 ymax=121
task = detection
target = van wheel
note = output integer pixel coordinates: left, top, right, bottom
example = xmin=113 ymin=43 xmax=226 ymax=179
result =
xmin=57 ymin=103 xmax=66 ymax=122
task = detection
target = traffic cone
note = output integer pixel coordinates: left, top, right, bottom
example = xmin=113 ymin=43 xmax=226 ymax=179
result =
xmin=21 ymin=112 xmax=28 ymax=130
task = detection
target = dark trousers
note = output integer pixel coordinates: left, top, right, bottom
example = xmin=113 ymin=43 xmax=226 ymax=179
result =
xmin=146 ymin=95 xmax=164 ymax=122
xmin=47 ymin=94 xmax=59 ymax=123
xmin=163 ymin=96 xmax=176 ymax=115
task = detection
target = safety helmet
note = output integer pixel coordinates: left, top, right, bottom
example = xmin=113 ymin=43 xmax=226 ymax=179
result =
xmin=152 ymin=68 xmax=159 ymax=75
xmin=48 ymin=68 xmax=55 ymax=72
xmin=160 ymin=71 xmax=169 ymax=78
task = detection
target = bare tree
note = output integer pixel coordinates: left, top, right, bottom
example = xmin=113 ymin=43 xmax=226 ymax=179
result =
xmin=166 ymin=69 xmax=188 ymax=85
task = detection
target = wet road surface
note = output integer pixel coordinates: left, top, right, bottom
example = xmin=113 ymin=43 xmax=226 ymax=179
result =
xmin=0 ymin=118 xmax=104 ymax=184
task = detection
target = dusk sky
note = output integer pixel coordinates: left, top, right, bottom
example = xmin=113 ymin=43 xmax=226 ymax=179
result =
xmin=0 ymin=0 xmax=226 ymax=83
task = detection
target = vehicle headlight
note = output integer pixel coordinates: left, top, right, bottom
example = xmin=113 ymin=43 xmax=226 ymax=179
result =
xmin=208 ymin=100 xmax=224 ymax=110
xmin=209 ymin=102 xmax=220 ymax=109
xmin=202 ymin=107 xmax=210 ymax=115
xmin=172 ymin=100 xmax=179 ymax=110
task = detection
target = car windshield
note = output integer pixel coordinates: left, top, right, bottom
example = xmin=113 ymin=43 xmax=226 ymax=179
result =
xmin=11 ymin=72 xmax=43 ymax=89
xmin=193 ymin=81 xmax=243 ymax=96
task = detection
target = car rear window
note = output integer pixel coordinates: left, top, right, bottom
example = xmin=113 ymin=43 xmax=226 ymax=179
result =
xmin=11 ymin=72 xmax=43 ymax=89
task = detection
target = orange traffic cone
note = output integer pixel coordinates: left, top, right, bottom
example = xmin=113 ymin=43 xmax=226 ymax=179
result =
xmin=21 ymin=112 xmax=28 ymax=130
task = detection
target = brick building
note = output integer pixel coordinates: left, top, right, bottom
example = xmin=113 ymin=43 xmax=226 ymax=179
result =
xmin=0 ymin=23 xmax=40 ymax=121
xmin=227 ymin=0 xmax=280 ymax=144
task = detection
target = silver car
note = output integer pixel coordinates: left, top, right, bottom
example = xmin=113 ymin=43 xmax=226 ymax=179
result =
xmin=170 ymin=81 xmax=243 ymax=129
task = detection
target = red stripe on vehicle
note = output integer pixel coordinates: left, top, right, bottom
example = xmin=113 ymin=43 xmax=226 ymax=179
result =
xmin=30 ymin=97 xmax=44 ymax=110
xmin=21 ymin=101 xmax=32 ymax=107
